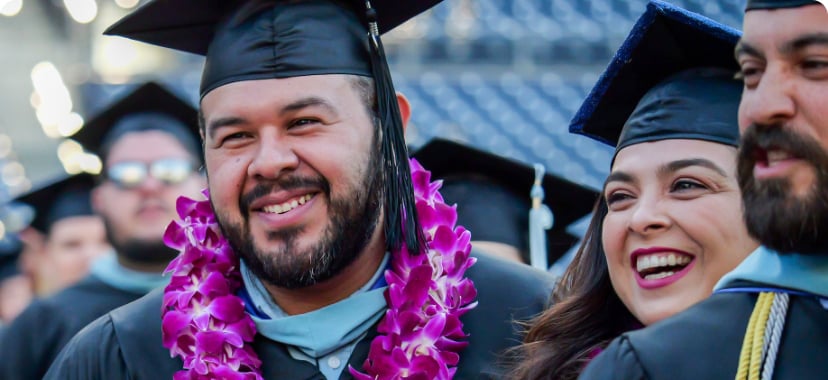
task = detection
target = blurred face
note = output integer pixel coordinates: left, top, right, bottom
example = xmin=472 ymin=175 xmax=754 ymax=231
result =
xmin=93 ymin=131 xmax=204 ymax=267
xmin=201 ymin=75 xmax=384 ymax=289
xmin=737 ymin=5 xmax=828 ymax=254
xmin=45 ymin=215 xmax=110 ymax=289
xmin=602 ymin=139 xmax=758 ymax=325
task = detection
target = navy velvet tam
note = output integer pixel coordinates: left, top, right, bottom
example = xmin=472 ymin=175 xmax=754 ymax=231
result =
xmin=69 ymin=82 xmax=200 ymax=162
xmin=569 ymin=0 xmax=743 ymax=157
xmin=412 ymin=138 xmax=598 ymax=264
xmin=15 ymin=173 xmax=96 ymax=234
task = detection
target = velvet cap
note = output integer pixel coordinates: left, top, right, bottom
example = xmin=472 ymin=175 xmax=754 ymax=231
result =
xmin=746 ymin=0 xmax=820 ymax=10
xmin=70 ymin=82 xmax=200 ymax=163
xmin=570 ymin=0 xmax=742 ymax=151
xmin=15 ymin=173 xmax=96 ymax=234
xmin=104 ymin=0 xmax=442 ymax=98
xmin=412 ymin=138 xmax=599 ymax=264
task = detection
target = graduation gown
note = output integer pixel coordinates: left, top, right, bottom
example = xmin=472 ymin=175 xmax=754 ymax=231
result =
xmin=0 ymin=275 xmax=145 ymax=380
xmin=44 ymin=252 xmax=554 ymax=379
xmin=579 ymin=280 xmax=828 ymax=380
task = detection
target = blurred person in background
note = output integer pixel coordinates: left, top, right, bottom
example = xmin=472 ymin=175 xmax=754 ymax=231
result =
xmin=0 ymin=82 xmax=205 ymax=380
xmin=580 ymin=1 xmax=828 ymax=378
xmin=412 ymin=138 xmax=597 ymax=268
xmin=0 ymin=236 xmax=32 ymax=326
xmin=14 ymin=172 xmax=110 ymax=296
xmin=509 ymin=2 xmax=758 ymax=379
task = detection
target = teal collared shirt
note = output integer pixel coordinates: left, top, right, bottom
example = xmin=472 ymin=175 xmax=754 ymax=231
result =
xmin=715 ymin=245 xmax=828 ymax=299
xmin=241 ymin=253 xmax=390 ymax=379
xmin=89 ymin=252 xmax=168 ymax=294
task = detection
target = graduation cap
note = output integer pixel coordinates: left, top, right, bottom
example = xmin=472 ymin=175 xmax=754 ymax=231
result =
xmin=412 ymin=138 xmax=599 ymax=268
xmin=569 ymin=0 xmax=742 ymax=153
xmin=70 ymin=82 xmax=200 ymax=164
xmin=105 ymin=0 xmax=443 ymax=254
xmin=746 ymin=0 xmax=819 ymax=10
xmin=15 ymin=173 xmax=97 ymax=234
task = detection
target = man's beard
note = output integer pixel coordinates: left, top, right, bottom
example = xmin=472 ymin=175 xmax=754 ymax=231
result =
xmin=214 ymin=147 xmax=383 ymax=289
xmin=103 ymin=218 xmax=179 ymax=266
xmin=738 ymin=124 xmax=828 ymax=255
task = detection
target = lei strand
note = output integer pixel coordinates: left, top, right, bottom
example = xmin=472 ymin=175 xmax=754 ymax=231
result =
xmin=161 ymin=158 xmax=478 ymax=380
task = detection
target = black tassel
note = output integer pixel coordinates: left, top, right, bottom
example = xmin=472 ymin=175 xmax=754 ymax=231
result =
xmin=365 ymin=2 xmax=426 ymax=255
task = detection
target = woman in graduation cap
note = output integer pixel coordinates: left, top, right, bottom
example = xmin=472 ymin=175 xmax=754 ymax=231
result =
xmin=509 ymin=2 xmax=759 ymax=379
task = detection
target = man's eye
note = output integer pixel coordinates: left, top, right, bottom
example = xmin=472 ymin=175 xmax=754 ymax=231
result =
xmin=671 ymin=180 xmax=706 ymax=192
xmin=291 ymin=118 xmax=320 ymax=127
xmin=736 ymin=67 xmax=762 ymax=88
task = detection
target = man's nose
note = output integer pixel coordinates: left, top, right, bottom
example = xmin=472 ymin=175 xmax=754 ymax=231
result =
xmin=739 ymin=67 xmax=796 ymax=129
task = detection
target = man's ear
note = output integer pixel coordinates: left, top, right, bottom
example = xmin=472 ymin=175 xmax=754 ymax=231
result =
xmin=396 ymin=92 xmax=411 ymax=133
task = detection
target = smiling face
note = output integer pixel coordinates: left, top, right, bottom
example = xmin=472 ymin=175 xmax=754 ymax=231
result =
xmin=602 ymin=139 xmax=758 ymax=325
xmin=736 ymin=4 xmax=828 ymax=254
xmin=200 ymin=75 xmax=386 ymax=289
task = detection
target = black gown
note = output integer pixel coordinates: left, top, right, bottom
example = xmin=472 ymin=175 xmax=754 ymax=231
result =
xmin=579 ymin=280 xmax=828 ymax=380
xmin=44 ymin=253 xmax=555 ymax=379
xmin=0 ymin=275 xmax=146 ymax=380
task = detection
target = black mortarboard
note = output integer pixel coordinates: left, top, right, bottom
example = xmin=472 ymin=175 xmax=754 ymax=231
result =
xmin=412 ymin=138 xmax=599 ymax=265
xmin=70 ymin=82 xmax=201 ymax=164
xmin=569 ymin=0 xmax=742 ymax=154
xmin=15 ymin=173 xmax=96 ymax=234
xmin=746 ymin=0 xmax=819 ymax=10
xmin=105 ymin=0 xmax=443 ymax=254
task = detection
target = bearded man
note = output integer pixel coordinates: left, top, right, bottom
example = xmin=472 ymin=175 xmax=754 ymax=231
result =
xmin=579 ymin=1 xmax=828 ymax=379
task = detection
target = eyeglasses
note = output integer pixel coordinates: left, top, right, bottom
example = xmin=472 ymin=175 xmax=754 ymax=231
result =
xmin=105 ymin=158 xmax=196 ymax=189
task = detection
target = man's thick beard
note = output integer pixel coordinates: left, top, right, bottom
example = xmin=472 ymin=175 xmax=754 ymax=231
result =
xmin=214 ymin=148 xmax=384 ymax=289
xmin=103 ymin=218 xmax=179 ymax=267
xmin=738 ymin=125 xmax=828 ymax=255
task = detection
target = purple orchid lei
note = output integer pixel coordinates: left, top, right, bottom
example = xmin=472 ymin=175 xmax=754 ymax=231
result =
xmin=161 ymin=158 xmax=478 ymax=380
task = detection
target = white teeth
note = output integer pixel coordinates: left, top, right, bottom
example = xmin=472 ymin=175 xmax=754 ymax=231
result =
xmin=635 ymin=253 xmax=692 ymax=272
xmin=644 ymin=271 xmax=675 ymax=280
xmin=262 ymin=194 xmax=313 ymax=214
xmin=767 ymin=150 xmax=791 ymax=166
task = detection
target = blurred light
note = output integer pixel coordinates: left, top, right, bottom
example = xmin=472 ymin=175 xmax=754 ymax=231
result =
xmin=78 ymin=153 xmax=102 ymax=174
xmin=1 ymin=161 xmax=26 ymax=187
xmin=0 ymin=0 xmax=22 ymax=17
xmin=57 ymin=139 xmax=84 ymax=162
xmin=57 ymin=112 xmax=84 ymax=137
xmin=0 ymin=221 xmax=5 ymax=241
xmin=114 ymin=0 xmax=138 ymax=9
xmin=31 ymin=62 xmax=74 ymax=139
xmin=58 ymin=140 xmax=102 ymax=175
xmin=0 ymin=134 xmax=12 ymax=159
xmin=94 ymin=38 xmax=138 ymax=83
xmin=64 ymin=0 xmax=98 ymax=24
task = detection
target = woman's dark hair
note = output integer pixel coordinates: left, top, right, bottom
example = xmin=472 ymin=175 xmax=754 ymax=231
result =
xmin=507 ymin=196 xmax=639 ymax=380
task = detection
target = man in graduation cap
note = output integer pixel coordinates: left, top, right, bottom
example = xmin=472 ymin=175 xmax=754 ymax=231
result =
xmin=44 ymin=1 xmax=555 ymax=379
xmin=579 ymin=1 xmax=828 ymax=379
xmin=412 ymin=138 xmax=598 ymax=268
xmin=13 ymin=173 xmax=110 ymax=295
xmin=0 ymin=82 xmax=205 ymax=380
